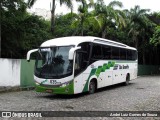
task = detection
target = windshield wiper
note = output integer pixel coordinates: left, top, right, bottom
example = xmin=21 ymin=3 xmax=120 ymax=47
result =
xmin=41 ymin=63 xmax=47 ymax=68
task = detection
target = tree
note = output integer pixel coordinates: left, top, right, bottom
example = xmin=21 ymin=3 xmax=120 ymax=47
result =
xmin=126 ymin=5 xmax=156 ymax=64
xmin=1 ymin=0 xmax=27 ymax=58
xmin=148 ymin=12 xmax=160 ymax=25
xmin=94 ymin=0 xmax=126 ymax=38
xmin=127 ymin=5 xmax=150 ymax=49
xmin=28 ymin=0 xmax=73 ymax=34
xmin=150 ymin=26 xmax=160 ymax=46
xmin=1 ymin=0 xmax=26 ymax=57
xmin=1 ymin=0 xmax=52 ymax=58
xmin=54 ymin=13 xmax=77 ymax=37
xmin=71 ymin=0 xmax=94 ymax=36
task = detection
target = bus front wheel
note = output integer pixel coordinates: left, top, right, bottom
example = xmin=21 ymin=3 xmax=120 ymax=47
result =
xmin=89 ymin=80 xmax=96 ymax=94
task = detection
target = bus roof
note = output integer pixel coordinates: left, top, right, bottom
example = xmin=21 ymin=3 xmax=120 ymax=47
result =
xmin=41 ymin=36 xmax=136 ymax=50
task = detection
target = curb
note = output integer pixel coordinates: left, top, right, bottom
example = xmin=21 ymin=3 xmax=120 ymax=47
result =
xmin=0 ymin=86 xmax=21 ymax=93
xmin=0 ymin=86 xmax=35 ymax=94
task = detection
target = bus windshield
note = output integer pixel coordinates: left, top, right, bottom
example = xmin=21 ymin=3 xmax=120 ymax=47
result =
xmin=35 ymin=46 xmax=74 ymax=79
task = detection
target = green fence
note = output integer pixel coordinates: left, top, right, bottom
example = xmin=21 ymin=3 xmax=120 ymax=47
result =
xmin=138 ymin=65 xmax=160 ymax=76
xmin=20 ymin=60 xmax=35 ymax=88
xmin=20 ymin=60 xmax=160 ymax=87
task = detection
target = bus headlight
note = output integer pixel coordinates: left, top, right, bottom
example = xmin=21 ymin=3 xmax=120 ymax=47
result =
xmin=60 ymin=82 xmax=70 ymax=87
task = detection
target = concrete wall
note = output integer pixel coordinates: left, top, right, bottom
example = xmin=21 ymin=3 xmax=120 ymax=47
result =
xmin=0 ymin=58 xmax=35 ymax=88
xmin=0 ymin=58 xmax=21 ymax=86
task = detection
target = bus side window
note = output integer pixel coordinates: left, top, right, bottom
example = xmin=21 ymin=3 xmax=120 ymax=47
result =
xmin=127 ymin=50 xmax=132 ymax=60
xmin=90 ymin=44 xmax=102 ymax=64
xmin=102 ymin=46 xmax=111 ymax=60
xmin=112 ymin=47 xmax=120 ymax=60
xmin=74 ymin=52 xmax=82 ymax=76
xmin=78 ymin=42 xmax=91 ymax=62
xmin=120 ymin=48 xmax=126 ymax=60
xmin=131 ymin=50 xmax=137 ymax=60
xmin=74 ymin=51 xmax=89 ymax=76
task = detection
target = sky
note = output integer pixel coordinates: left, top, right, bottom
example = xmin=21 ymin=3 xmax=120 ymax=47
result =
xmin=29 ymin=0 xmax=160 ymax=14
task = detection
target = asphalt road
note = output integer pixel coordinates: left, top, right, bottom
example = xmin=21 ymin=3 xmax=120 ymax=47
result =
xmin=0 ymin=76 xmax=160 ymax=119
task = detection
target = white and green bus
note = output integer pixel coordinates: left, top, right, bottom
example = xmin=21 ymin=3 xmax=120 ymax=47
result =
xmin=27 ymin=36 xmax=137 ymax=94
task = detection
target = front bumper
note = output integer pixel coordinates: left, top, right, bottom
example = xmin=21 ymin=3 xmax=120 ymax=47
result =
xmin=35 ymin=81 xmax=74 ymax=95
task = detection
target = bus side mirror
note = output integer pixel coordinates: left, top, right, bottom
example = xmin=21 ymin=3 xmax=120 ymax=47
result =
xmin=69 ymin=47 xmax=81 ymax=60
xmin=27 ymin=49 xmax=38 ymax=62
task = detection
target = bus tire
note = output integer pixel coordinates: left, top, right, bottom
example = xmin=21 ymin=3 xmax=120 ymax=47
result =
xmin=125 ymin=74 xmax=130 ymax=86
xmin=89 ymin=80 xmax=96 ymax=94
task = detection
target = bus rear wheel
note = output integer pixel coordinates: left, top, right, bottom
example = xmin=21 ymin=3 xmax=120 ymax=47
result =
xmin=89 ymin=80 xmax=96 ymax=94
xmin=125 ymin=74 xmax=130 ymax=85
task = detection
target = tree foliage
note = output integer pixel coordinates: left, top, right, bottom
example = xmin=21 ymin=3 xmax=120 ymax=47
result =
xmin=1 ymin=0 xmax=160 ymax=65
xmin=28 ymin=0 xmax=73 ymax=34
xmin=93 ymin=0 xmax=126 ymax=38
xmin=150 ymin=26 xmax=160 ymax=46
xmin=1 ymin=0 xmax=52 ymax=58
xmin=54 ymin=13 xmax=77 ymax=37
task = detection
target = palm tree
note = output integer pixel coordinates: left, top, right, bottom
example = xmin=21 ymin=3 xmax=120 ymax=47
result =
xmin=28 ymin=0 xmax=73 ymax=34
xmin=127 ymin=5 xmax=150 ymax=49
xmin=150 ymin=26 xmax=160 ymax=46
xmin=126 ymin=5 xmax=155 ymax=64
xmin=71 ymin=0 xmax=94 ymax=36
xmin=94 ymin=0 xmax=126 ymax=38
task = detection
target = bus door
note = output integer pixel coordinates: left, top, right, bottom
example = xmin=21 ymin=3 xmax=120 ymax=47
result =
xmin=74 ymin=50 xmax=90 ymax=94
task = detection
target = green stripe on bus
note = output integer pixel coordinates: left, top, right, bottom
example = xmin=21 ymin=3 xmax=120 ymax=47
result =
xmin=95 ymin=66 xmax=102 ymax=77
xmin=82 ymin=61 xmax=116 ymax=92
xmin=82 ymin=68 xmax=97 ymax=92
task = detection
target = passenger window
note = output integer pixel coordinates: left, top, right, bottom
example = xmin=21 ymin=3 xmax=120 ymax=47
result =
xmin=91 ymin=44 xmax=102 ymax=60
xmin=102 ymin=46 xmax=112 ymax=60
xmin=127 ymin=50 xmax=132 ymax=60
xmin=78 ymin=42 xmax=91 ymax=62
xmin=74 ymin=52 xmax=82 ymax=76
xmin=120 ymin=48 xmax=126 ymax=60
xmin=112 ymin=47 xmax=119 ymax=60
xmin=131 ymin=50 xmax=137 ymax=60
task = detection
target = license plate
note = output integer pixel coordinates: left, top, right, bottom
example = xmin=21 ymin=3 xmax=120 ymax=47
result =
xmin=50 ymin=80 xmax=57 ymax=84
xmin=46 ymin=89 xmax=52 ymax=93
